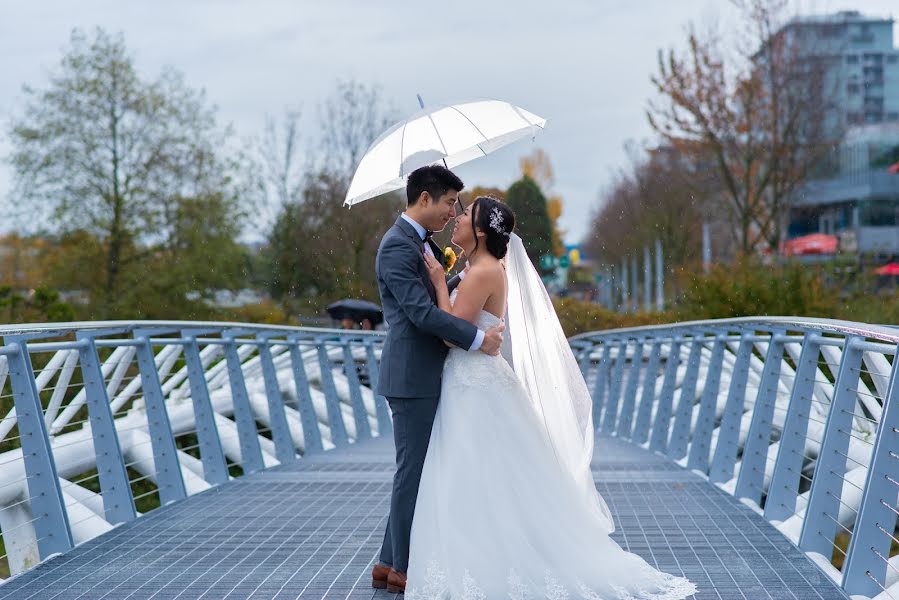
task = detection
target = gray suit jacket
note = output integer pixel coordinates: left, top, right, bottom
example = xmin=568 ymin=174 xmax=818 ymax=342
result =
xmin=375 ymin=216 xmax=477 ymax=398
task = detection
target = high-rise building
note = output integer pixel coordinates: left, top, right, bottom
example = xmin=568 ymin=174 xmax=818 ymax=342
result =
xmin=786 ymin=10 xmax=899 ymax=126
xmin=786 ymin=11 xmax=899 ymax=256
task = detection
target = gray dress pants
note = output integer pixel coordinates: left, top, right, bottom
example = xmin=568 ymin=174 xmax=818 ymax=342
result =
xmin=378 ymin=395 xmax=439 ymax=573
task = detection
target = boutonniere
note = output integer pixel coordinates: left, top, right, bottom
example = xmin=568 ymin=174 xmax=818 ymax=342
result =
xmin=443 ymin=247 xmax=457 ymax=273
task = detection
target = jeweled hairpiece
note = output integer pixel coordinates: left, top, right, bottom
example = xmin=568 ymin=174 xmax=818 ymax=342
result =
xmin=489 ymin=206 xmax=509 ymax=237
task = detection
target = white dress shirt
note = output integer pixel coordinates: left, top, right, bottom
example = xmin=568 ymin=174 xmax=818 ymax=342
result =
xmin=401 ymin=213 xmax=484 ymax=352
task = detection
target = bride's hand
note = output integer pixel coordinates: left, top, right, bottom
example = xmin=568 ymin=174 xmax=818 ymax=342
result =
xmin=423 ymin=253 xmax=446 ymax=287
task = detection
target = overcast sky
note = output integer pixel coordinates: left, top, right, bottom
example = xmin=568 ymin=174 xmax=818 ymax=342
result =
xmin=1 ymin=1 xmax=896 ymax=243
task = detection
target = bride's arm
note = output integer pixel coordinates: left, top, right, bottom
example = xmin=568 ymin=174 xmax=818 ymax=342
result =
xmin=424 ymin=254 xmax=492 ymax=326
xmin=424 ymin=254 xmax=490 ymax=325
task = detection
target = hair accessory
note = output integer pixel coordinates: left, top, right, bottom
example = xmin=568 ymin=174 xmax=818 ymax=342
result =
xmin=489 ymin=206 xmax=509 ymax=237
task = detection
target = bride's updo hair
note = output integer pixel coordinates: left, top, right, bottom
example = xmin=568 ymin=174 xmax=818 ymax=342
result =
xmin=471 ymin=196 xmax=515 ymax=260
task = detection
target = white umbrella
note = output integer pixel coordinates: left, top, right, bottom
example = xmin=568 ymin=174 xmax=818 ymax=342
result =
xmin=344 ymin=98 xmax=546 ymax=207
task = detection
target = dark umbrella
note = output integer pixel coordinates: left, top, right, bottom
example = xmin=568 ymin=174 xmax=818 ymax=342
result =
xmin=326 ymin=299 xmax=384 ymax=326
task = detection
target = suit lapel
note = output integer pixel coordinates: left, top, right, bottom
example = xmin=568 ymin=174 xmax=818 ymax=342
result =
xmin=394 ymin=216 xmax=437 ymax=302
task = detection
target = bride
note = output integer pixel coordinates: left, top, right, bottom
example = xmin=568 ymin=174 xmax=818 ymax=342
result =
xmin=410 ymin=196 xmax=697 ymax=599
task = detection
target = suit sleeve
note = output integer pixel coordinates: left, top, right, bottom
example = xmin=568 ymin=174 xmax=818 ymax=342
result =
xmin=447 ymin=274 xmax=462 ymax=293
xmin=379 ymin=238 xmax=478 ymax=349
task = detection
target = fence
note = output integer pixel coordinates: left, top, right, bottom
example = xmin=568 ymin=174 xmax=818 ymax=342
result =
xmin=0 ymin=320 xmax=389 ymax=581
xmin=572 ymin=317 xmax=899 ymax=598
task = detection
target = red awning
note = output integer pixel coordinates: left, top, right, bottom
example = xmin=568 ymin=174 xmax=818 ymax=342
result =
xmin=875 ymin=263 xmax=899 ymax=276
xmin=782 ymin=233 xmax=838 ymax=256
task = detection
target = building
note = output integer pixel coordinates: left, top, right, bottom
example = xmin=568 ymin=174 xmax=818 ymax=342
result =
xmin=785 ymin=11 xmax=899 ymax=256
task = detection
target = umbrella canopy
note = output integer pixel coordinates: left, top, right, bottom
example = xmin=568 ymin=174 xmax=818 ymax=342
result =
xmin=326 ymin=299 xmax=384 ymax=325
xmin=782 ymin=233 xmax=838 ymax=256
xmin=875 ymin=263 xmax=899 ymax=276
xmin=344 ymin=99 xmax=546 ymax=206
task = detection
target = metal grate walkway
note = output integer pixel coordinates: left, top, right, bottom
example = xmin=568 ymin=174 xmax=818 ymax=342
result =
xmin=0 ymin=435 xmax=849 ymax=599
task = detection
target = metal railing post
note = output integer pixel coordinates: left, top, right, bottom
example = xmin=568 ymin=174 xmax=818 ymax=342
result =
xmin=799 ymin=336 xmax=864 ymax=556
xmin=181 ymin=333 xmax=229 ymax=485
xmin=709 ymin=333 xmax=755 ymax=484
xmin=649 ymin=340 xmax=682 ymax=453
xmin=632 ymin=340 xmax=663 ymax=444
xmin=687 ymin=332 xmax=728 ymax=472
xmin=341 ymin=338 xmax=371 ymax=440
xmin=220 ymin=334 xmax=265 ymax=473
xmin=591 ymin=342 xmax=611 ymax=432
xmin=133 ymin=336 xmax=188 ymax=504
xmin=287 ymin=336 xmax=325 ymax=454
xmin=668 ymin=335 xmax=705 ymax=460
xmin=842 ymin=343 xmax=899 ymax=596
xmin=363 ymin=337 xmax=393 ymax=436
xmin=617 ymin=338 xmax=645 ymax=438
xmin=256 ymin=334 xmax=297 ymax=463
xmin=75 ymin=332 xmax=137 ymax=523
xmin=4 ymin=337 xmax=74 ymax=557
xmin=316 ymin=337 xmax=349 ymax=447
xmin=763 ymin=334 xmax=822 ymax=519
xmin=602 ymin=340 xmax=628 ymax=434
xmin=731 ymin=332 xmax=786 ymax=501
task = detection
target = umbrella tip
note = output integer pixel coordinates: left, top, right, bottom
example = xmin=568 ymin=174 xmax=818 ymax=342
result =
xmin=416 ymin=94 xmax=425 ymax=109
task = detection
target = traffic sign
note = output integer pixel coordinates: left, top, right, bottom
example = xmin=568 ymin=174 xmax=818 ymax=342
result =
xmin=539 ymin=254 xmax=555 ymax=270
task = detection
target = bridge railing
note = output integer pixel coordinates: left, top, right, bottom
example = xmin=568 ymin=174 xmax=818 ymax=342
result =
xmin=0 ymin=320 xmax=389 ymax=581
xmin=572 ymin=317 xmax=899 ymax=599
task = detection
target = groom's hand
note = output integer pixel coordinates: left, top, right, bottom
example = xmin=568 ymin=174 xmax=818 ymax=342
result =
xmin=479 ymin=323 xmax=505 ymax=356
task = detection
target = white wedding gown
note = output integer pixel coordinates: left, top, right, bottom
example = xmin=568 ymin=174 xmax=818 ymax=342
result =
xmin=405 ymin=296 xmax=697 ymax=599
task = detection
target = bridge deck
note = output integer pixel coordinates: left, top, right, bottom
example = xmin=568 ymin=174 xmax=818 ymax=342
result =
xmin=0 ymin=435 xmax=848 ymax=600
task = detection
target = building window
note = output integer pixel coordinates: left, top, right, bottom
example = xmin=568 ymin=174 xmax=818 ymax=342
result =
xmin=847 ymin=83 xmax=860 ymax=94
xmin=888 ymin=55 xmax=898 ymax=64
xmin=887 ymin=113 xmax=899 ymax=122
xmin=860 ymin=201 xmax=899 ymax=227
xmin=847 ymin=54 xmax=859 ymax=64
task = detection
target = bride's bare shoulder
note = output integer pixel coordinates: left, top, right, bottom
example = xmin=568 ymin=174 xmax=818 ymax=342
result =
xmin=466 ymin=260 xmax=504 ymax=284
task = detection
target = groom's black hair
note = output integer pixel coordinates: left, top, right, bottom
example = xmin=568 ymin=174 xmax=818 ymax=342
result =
xmin=406 ymin=165 xmax=464 ymax=207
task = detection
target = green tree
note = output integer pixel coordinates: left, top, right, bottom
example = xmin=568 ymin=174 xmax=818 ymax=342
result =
xmin=7 ymin=28 xmax=251 ymax=317
xmin=505 ymin=175 xmax=553 ymax=272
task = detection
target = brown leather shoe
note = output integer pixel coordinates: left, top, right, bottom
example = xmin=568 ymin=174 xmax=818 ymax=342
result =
xmin=387 ymin=569 xmax=407 ymax=594
xmin=372 ymin=563 xmax=391 ymax=589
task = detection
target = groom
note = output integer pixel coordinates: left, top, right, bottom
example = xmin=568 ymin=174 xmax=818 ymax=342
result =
xmin=371 ymin=165 xmax=504 ymax=593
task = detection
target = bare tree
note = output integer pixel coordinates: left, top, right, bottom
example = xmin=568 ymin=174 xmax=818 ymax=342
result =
xmin=585 ymin=143 xmax=707 ymax=270
xmin=647 ymin=0 xmax=842 ymax=254
xmin=257 ymin=107 xmax=304 ymax=230
xmin=266 ymin=79 xmax=401 ymax=316
xmin=318 ymin=79 xmax=397 ymax=181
